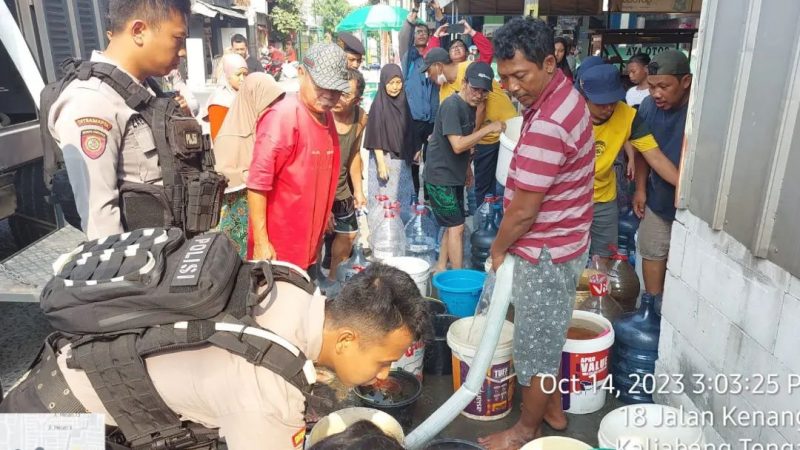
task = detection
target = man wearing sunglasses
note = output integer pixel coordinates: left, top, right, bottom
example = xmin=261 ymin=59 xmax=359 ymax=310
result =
xmin=422 ymin=62 xmax=506 ymax=272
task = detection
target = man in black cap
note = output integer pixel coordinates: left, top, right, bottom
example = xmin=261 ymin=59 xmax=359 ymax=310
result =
xmin=633 ymin=49 xmax=692 ymax=313
xmin=423 ymin=62 xmax=506 ymax=272
xmin=337 ymin=32 xmax=365 ymax=70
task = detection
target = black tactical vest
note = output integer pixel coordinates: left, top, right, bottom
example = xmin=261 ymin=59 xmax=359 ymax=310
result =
xmin=40 ymin=59 xmax=226 ymax=235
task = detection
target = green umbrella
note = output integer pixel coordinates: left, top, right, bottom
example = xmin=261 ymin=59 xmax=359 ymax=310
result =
xmin=335 ymin=4 xmax=409 ymax=32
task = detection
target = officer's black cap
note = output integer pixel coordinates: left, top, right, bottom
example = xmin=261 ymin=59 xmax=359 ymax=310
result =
xmin=338 ymin=33 xmax=365 ymax=56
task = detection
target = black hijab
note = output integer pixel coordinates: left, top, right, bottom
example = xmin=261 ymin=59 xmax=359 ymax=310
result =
xmin=364 ymin=64 xmax=419 ymax=162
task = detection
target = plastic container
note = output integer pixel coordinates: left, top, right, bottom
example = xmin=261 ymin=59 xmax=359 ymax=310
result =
xmin=371 ymin=211 xmax=406 ymax=261
xmin=424 ymin=313 xmax=459 ymax=376
xmin=447 ymin=316 xmax=516 ymax=421
xmin=577 ymin=273 xmax=624 ymax=322
xmin=354 ymin=369 xmax=422 ymax=431
xmin=424 ymin=297 xmax=447 ymax=315
xmin=391 ymin=339 xmax=426 ymax=381
xmin=404 ymin=205 xmax=439 ymax=265
xmin=520 ymin=437 xmax=592 ymax=450
xmin=607 ymin=250 xmax=641 ymax=312
xmin=336 ymin=241 xmax=371 ymax=284
xmin=496 ymin=116 xmax=524 ymax=187
xmin=432 ymin=270 xmax=487 ymax=318
xmin=560 ymin=310 xmax=615 ymax=414
xmin=384 ymin=256 xmax=431 ymax=297
xmin=470 ymin=198 xmax=498 ymax=271
xmin=612 ymin=293 xmax=661 ymax=404
xmin=598 ymin=404 xmax=705 ymax=449
xmin=618 ymin=209 xmax=640 ymax=266
xmin=306 ymin=407 xmax=404 ymax=447
xmin=368 ymin=194 xmax=391 ymax=233
xmin=425 ymin=439 xmax=485 ymax=449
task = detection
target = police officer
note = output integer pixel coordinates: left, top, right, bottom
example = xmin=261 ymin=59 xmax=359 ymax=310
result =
xmin=1 ymin=263 xmax=430 ymax=450
xmin=47 ymin=0 xmax=192 ymax=240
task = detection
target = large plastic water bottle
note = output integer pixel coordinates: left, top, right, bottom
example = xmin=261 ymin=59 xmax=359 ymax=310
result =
xmin=470 ymin=199 xmax=498 ymax=271
xmin=578 ymin=273 xmax=624 ymax=322
xmin=336 ymin=241 xmax=371 ymax=284
xmin=472 ymin=194 xmax=495 ymax=231
xmin=371 ymin=210 xmax=406 ymax=261
xmin=404 ymin=205 xmax=438 ymax=264
xmin=492 ymin=196 xmax=504 ymax=227
xmin=367 ymin=194 xmax=390 ymax=234
xmin=612 ymin=293 xmax=661 ymax=404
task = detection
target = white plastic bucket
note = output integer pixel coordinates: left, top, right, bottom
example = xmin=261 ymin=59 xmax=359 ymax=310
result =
xmin=447 ymin=316 xmax=515 ymax=421
xmin=384 ymin=257 xmax=431 ymax=381
xmin=496 ymin=116 xmax=524 ymax=187
xmin=384 ymin=256 xmax=431 ymax=297
xmin=306 ymin=407 xmax=404 ymax=447
xmin=598 ymin=404 xmax=705 ymax=449
xmin=561 ymin=310 xmax=615 ymax=414
xmin=520 ymin=436 xmax=592 ymax=450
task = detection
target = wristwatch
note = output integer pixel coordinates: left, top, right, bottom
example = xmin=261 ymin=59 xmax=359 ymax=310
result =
xmin=412 ymin=7 xmax=419 ymax=12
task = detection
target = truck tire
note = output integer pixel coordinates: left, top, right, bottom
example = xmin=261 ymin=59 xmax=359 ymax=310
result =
xmin=9 ymin=161 xmax=57 ymax=248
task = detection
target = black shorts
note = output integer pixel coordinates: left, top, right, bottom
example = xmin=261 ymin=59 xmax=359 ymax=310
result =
xmin=332 ymin=197 xmax=359 ymax=234
xmin=425 ymin=183 xmax=465 ymax=228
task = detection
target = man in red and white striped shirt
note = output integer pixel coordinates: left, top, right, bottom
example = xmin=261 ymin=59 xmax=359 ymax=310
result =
xmin=482 ymin=18 xmax=594 ymax=449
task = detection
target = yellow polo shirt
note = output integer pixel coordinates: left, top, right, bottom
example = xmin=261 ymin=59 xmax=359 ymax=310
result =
xmin=593 ymin=101 xmax=659 ymax=203
xmin=439 ymin=62 xmax=518 ymax=145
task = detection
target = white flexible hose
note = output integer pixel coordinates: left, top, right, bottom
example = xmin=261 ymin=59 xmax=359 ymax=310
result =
xmin=405 ymin=255 xmax=517 ymax=449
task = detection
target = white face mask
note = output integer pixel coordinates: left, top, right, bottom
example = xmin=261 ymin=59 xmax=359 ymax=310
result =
xmin=436 ymin=72 xmax=447 ymax=86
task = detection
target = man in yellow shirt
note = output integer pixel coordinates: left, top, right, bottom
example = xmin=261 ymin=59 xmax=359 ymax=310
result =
xmin=578 ymin=64 xmax=679 ymax=260
xmin=422 ymin=48 xmax=519 ymax=205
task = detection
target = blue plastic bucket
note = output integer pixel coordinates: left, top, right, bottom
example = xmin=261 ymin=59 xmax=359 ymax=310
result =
xmin=432 ymin=270 xmax=486 ymax=317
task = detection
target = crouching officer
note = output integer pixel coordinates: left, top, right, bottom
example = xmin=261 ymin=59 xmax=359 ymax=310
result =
xmin=0 ymin=264 xmax=430 ymax=450
xmin=42 ymin=0 xmax=225 ymax=240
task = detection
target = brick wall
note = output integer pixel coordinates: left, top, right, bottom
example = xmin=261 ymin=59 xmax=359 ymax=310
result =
xmin=654 ymin=209 xmax=800 ymax=446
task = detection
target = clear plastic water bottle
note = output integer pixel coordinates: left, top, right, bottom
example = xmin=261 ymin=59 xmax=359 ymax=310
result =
xmin=368 ymin=195 xmax=392 ymax=236
xmin=399 ymin=195 xmax=418 ymax=225
xmin=404 ymin=205 xmax=438 ymax=264
xmin=336 ymin=240 xmax=371 ymax=284
xmin=371 ymin=210 xmax=406 ymax=261
xmin=473 ymin=194 xmax=495 ymax=231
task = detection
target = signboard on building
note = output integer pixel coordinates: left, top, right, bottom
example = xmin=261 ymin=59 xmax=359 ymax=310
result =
xmin=610 ymin=0 xmax=702 ymax=13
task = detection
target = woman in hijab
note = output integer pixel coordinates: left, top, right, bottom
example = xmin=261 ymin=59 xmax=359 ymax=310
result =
xmin=214 ymin=73 xmax=285 ymax=257
xmin=363 ymin=64 xmax=420 ymax=216
xmin=202 ymin=53 xmax=248 ymax=141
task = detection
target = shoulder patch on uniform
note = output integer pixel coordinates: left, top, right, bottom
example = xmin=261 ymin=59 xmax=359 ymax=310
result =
xmin=292 ymin=427 xmax=306 ymax=448
xmin=80 ymin=129 xmax=108 ymax=159
xmin=76 ymin=117 xmax=113 ymax=131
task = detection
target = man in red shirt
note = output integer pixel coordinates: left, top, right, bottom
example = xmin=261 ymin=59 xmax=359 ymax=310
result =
xmin=247 ymin=43 xmax=350 ymax=270
xmin=482 ymin=18 xmax=595 ymax=449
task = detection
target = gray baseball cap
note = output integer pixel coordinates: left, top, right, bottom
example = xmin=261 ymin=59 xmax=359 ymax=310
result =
xmin=301 ymin=43 xmax=351 ymax=93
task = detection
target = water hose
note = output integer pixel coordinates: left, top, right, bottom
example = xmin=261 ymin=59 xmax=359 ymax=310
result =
xmin=404 ymin=255 xmax=517 ymax=449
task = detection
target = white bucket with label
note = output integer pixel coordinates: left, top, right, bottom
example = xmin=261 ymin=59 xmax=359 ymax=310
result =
xmin=561 ymin=310 xmax=615 ymax=414
xmin=496 ymin=116 xmax=524 ymax=187
xmin=598 ymin=404 xmax=705 ymax=449
xmin=383 ymin=256 xmax=431 ymax=297
xmin=520 ymin=437 xmax=592 ymax=450
xmin=391 ymin=339 xmax=425 ymax=381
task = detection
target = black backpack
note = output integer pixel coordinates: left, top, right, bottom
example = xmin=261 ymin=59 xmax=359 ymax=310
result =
xmin=39 ymin=228 xmax=317 ymax=449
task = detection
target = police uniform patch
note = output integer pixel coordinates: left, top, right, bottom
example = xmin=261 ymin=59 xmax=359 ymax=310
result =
xmin=292 ymin=427 xmax=305 ymax=448
xmin=80 ymin=129 xmax=108 ymax=159
xmin=75 ymin=117 xmax=113 ymax=131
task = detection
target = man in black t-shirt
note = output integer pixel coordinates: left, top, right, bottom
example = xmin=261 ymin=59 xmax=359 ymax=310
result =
xmin=422 ymin=62 xmax=506 ymax=271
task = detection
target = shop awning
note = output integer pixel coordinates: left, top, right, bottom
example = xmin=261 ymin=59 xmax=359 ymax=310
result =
xmin=192 ymin=0 xmax=248 ymax=19
xmin=447 ymin=0 xmax=601 ymax=16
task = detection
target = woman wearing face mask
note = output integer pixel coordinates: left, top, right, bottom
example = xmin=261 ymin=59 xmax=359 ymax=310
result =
xmin=213 ymin=73 xmax=285 ymax=257
xmin=202 ymin=53 xmax=248 ymax=142
xmin=363 ymin=64 xmax=420 ymax=216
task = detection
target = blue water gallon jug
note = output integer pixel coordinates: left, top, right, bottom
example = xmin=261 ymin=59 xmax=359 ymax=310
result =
xmin=618 ymin=209 xmax=640 ymax=266
xmin=611 ymin=293 xmax=660 ymax=404
xmin=470 ymin=200 xmax=498 ymax=271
